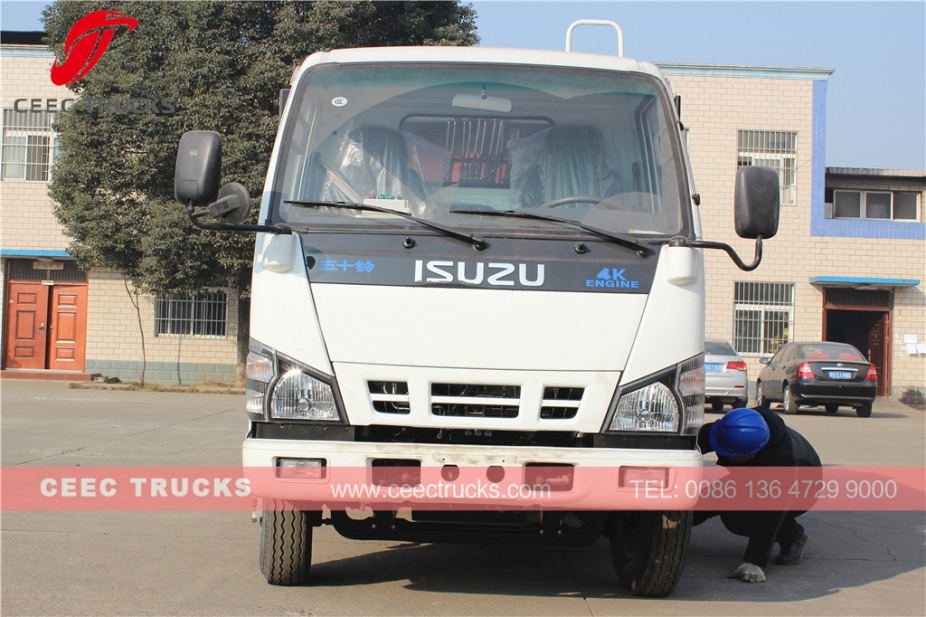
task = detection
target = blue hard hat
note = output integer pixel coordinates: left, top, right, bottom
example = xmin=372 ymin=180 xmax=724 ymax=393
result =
xmin=709 ymin=408 xmax=770 ymax=458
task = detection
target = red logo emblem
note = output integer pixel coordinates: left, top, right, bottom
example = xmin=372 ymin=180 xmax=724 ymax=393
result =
xmin=51 ymin=10 xmax=138 ymax=86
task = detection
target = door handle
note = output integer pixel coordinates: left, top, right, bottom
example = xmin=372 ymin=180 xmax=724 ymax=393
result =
xmin=38 ymin=322 xmax=45 ymax=332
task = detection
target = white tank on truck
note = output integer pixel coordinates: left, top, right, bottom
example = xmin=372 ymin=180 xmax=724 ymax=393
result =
xmin=174 ymin=20 xmax=780 ymax=597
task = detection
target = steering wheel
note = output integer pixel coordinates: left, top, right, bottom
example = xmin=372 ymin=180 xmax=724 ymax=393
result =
xmin=537 ymin=195 xmax=604 ymax=209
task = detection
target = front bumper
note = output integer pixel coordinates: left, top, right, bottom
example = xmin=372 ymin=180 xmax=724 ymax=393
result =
xmin=243 ymin=438 xmax=703 ymax=511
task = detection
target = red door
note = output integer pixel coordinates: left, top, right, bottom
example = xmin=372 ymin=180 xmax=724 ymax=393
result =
xmin=4 ymin=281 xmax=88 ymax=371
xmin=4 ymin=282 xmax=49 ymax=369
xmin=868 ymin=313 xmax=890 ymax=397
xmin=48 ymin=285 xmax=88 ymax=371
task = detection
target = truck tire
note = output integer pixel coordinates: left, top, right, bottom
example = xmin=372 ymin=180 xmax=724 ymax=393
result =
xmin=609 ymin=510 xmax=691 ymax=597
xmin=259 ymin=506 xmax=314 ymax=586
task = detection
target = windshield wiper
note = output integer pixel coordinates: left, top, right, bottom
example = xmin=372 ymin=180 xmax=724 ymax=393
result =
xmin=451 ymin=208 xmax=654 ymax=257
xmin=284 ymin=200 xmax=487 ymax=249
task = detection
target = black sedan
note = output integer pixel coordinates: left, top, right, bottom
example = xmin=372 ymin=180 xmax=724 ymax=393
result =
xmin=756 ymin=341 xmax=877 ymax=417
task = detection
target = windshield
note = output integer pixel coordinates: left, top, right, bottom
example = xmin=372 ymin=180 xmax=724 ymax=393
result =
xmin=271 ymin=62 xmax=689 ymax=238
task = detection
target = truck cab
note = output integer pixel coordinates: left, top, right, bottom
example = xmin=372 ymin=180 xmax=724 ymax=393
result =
xmin=174 ymin=21 xmax=779 ymax=597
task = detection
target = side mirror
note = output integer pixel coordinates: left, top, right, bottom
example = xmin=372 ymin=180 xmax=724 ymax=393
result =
xmin=734 ymin=166 xmax=780 ymax=239
xmin=174 ymin=131 xmax=222 ymax=205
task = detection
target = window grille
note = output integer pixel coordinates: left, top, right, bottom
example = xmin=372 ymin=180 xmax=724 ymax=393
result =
xmin=155 ymin=290 xmax=228 ymax=337
xmin=1 ymin=109 xmax=57 ymax=182
xmin=733 ymin=282 xmax=794 ymax=356
xmin=737 ymin=130 xmax=797 ymax=206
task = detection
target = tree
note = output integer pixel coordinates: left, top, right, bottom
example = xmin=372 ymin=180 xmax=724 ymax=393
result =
xmin=44 ymin=1 xmax=478 ymax=380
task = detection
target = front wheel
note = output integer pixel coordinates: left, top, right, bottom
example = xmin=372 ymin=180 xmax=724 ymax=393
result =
xmin=855 ymin=402 xmax=873 ymax=418
xmin=609 ymin=510 xmax=692 ymax=597
xmin=783 ymin=384 xmax=799 ymax=415
xmin=259 ymin=505 xmax=316 ymax=586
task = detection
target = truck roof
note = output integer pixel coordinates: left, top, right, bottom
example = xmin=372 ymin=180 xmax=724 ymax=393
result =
xmin=292 ymin=45 xmax=670 ymax=87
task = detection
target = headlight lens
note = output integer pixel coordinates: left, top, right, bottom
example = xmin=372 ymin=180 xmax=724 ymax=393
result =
xmin=271 ymin=368 xmax=339 ymax=421
xmin=246 ymin=352 xmax=274 ymax=418
xmin=677 ymin=355 xmax=705 ymax=435
xmin=609 ymin=380 xmax=679 ymax=432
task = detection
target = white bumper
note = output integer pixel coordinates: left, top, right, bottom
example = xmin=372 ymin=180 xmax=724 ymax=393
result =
xmin=243 ymin=438 xmax=703 ymax=510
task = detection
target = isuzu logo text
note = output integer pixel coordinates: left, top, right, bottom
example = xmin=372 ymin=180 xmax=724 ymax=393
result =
xmin=414 ymin=260 xmax=545 ymax=287
xmin=51 ymin=10 xmax=138 ymax=86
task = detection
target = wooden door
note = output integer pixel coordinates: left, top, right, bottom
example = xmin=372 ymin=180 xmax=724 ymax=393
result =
xmin=868 ymin=313 xmax=890 ymax=397
xmin=4 ymin=282 xmax=49 ymax=369
xmin=47 ymin=285 xmax=88 ymax=371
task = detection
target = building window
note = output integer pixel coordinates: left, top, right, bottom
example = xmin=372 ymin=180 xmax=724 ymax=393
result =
xmin=831 ymin=190 xmax=921 ymax=221
xmin=1 ymin=109 xmax=57 ymax=182
xmin=733 ymin=282 xmax=794 ymax=356
xmin=155 ymin=290 xmax=228 ymax=337
xmin=737 ymin=130 xmax=797 ymax=206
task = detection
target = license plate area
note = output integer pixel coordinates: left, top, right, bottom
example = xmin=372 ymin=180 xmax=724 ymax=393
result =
xmin=828 ymin=371 xmax=852 ymax=379
xmin=704 ymin=363 xmax=723 ymax=373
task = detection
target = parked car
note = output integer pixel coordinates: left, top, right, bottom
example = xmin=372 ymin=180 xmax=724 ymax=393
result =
xmin=755 ymin=341 xmax=877 ymax=417
xmin=704 ymin=338 xmax=749 ymax=412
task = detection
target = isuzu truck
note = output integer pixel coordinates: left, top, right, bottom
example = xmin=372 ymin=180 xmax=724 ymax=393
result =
xmin=174 ymin=20 xmax=779 ymax=597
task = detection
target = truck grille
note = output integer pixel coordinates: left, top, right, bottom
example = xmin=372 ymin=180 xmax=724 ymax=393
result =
xmin=431 ymin=383 xmax=520 ymax=418
xmin=366 ymin=381 xmax=585 ymax=420
xmin=368 ymin=381 xmax=410 ymax=415
xmin=540 ymin=387 xmax=583 ymax=419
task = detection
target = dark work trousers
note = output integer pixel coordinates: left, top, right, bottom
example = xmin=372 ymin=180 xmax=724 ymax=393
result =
xmin=694 ymin=509 xmax=805 ymax=568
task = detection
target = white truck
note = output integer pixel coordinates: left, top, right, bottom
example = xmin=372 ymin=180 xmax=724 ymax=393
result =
xmin=174 ymin=20 xmax=779 ymax=597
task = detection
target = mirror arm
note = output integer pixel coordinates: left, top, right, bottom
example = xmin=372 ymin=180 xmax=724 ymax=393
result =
xmin=670 ymin=236 xmax=764 ymax=272
xmin=187 ymin=202 xmax=291 ymax=235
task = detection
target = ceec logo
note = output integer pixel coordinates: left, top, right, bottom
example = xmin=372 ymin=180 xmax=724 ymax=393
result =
xmin=50 ymin=10 xmax=138 ymax=86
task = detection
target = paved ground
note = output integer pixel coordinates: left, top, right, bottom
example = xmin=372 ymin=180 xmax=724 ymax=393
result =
xmin=1 ymin=379 xmax=924 ymax=616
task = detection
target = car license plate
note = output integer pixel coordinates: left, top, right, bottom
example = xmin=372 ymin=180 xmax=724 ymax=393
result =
xmin=828 ymin=371 xmax=852 ymax=379
xmin=704 ymin=364 xmax=723 ymax=373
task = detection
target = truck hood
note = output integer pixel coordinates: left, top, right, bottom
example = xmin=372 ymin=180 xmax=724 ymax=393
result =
xmin=310 ymin=284 xmax=646 ymax=371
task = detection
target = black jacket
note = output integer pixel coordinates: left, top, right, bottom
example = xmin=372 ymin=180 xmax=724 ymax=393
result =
xmin=697 ymin=408 xmax=821 ymax=567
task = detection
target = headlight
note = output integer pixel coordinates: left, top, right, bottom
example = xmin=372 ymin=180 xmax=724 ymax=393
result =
xmin=271 ymin=364 xmax=339 ymax=422
xmin=246 ymin=351 xmax=274 ymax=419
xmin=605 ymin=354 xmax=705 ymax=434
xmin=609 ymin=379 xmax=679 ymax=432
xmin=247 ymin=339 xmax=344 ymax=423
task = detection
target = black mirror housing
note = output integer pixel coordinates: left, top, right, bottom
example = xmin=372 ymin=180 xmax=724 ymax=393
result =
xmin=175 ymin=131 xmax=222 ymax=205
xmin=734 ymin=166 xmax=780 ymax=239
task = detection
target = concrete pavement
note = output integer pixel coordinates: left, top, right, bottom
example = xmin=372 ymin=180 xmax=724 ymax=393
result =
xmin=1 ymin=380 xmax=923 ymax=616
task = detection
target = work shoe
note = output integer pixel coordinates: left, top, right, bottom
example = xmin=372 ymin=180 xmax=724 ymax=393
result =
xmin=776 ymin=532 xmax=808 ymax=565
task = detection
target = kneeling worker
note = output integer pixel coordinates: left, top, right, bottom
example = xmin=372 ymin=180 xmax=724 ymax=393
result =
xmin=696 ymin=407 xmax=822 ymax=583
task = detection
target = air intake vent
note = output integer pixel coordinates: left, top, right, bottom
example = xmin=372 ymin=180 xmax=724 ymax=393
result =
xmin=368 ymin=381 xmax=410 ymax=415
xmin=431 ymin=383 xmax=520 ymax=418
xmin=540 ymin=387 xmax=583 ymax=420
xmin=432 ymin=404 xmax=519 ymax=418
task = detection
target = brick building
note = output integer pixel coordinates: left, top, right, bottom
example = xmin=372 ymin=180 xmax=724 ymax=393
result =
xmin=2 ymin=34 xmax=924 ymax=397
xmin=1 ymin=32 xmax=239 ymax=384
xmin=664 ymin=64 xmax=925 ymax=400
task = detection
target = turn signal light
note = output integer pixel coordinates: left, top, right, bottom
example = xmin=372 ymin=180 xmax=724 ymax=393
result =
xmin=726 ymin=361 xmax=748 ymax=371
xmin=866 ymin=364 xmax=878 ymax=380
xmin=797 ymin=362 xmax=814 ymax=379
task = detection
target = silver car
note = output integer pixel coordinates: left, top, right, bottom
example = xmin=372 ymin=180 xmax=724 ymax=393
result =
xmin=705 ymin=338 xmax=749 ymax=412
